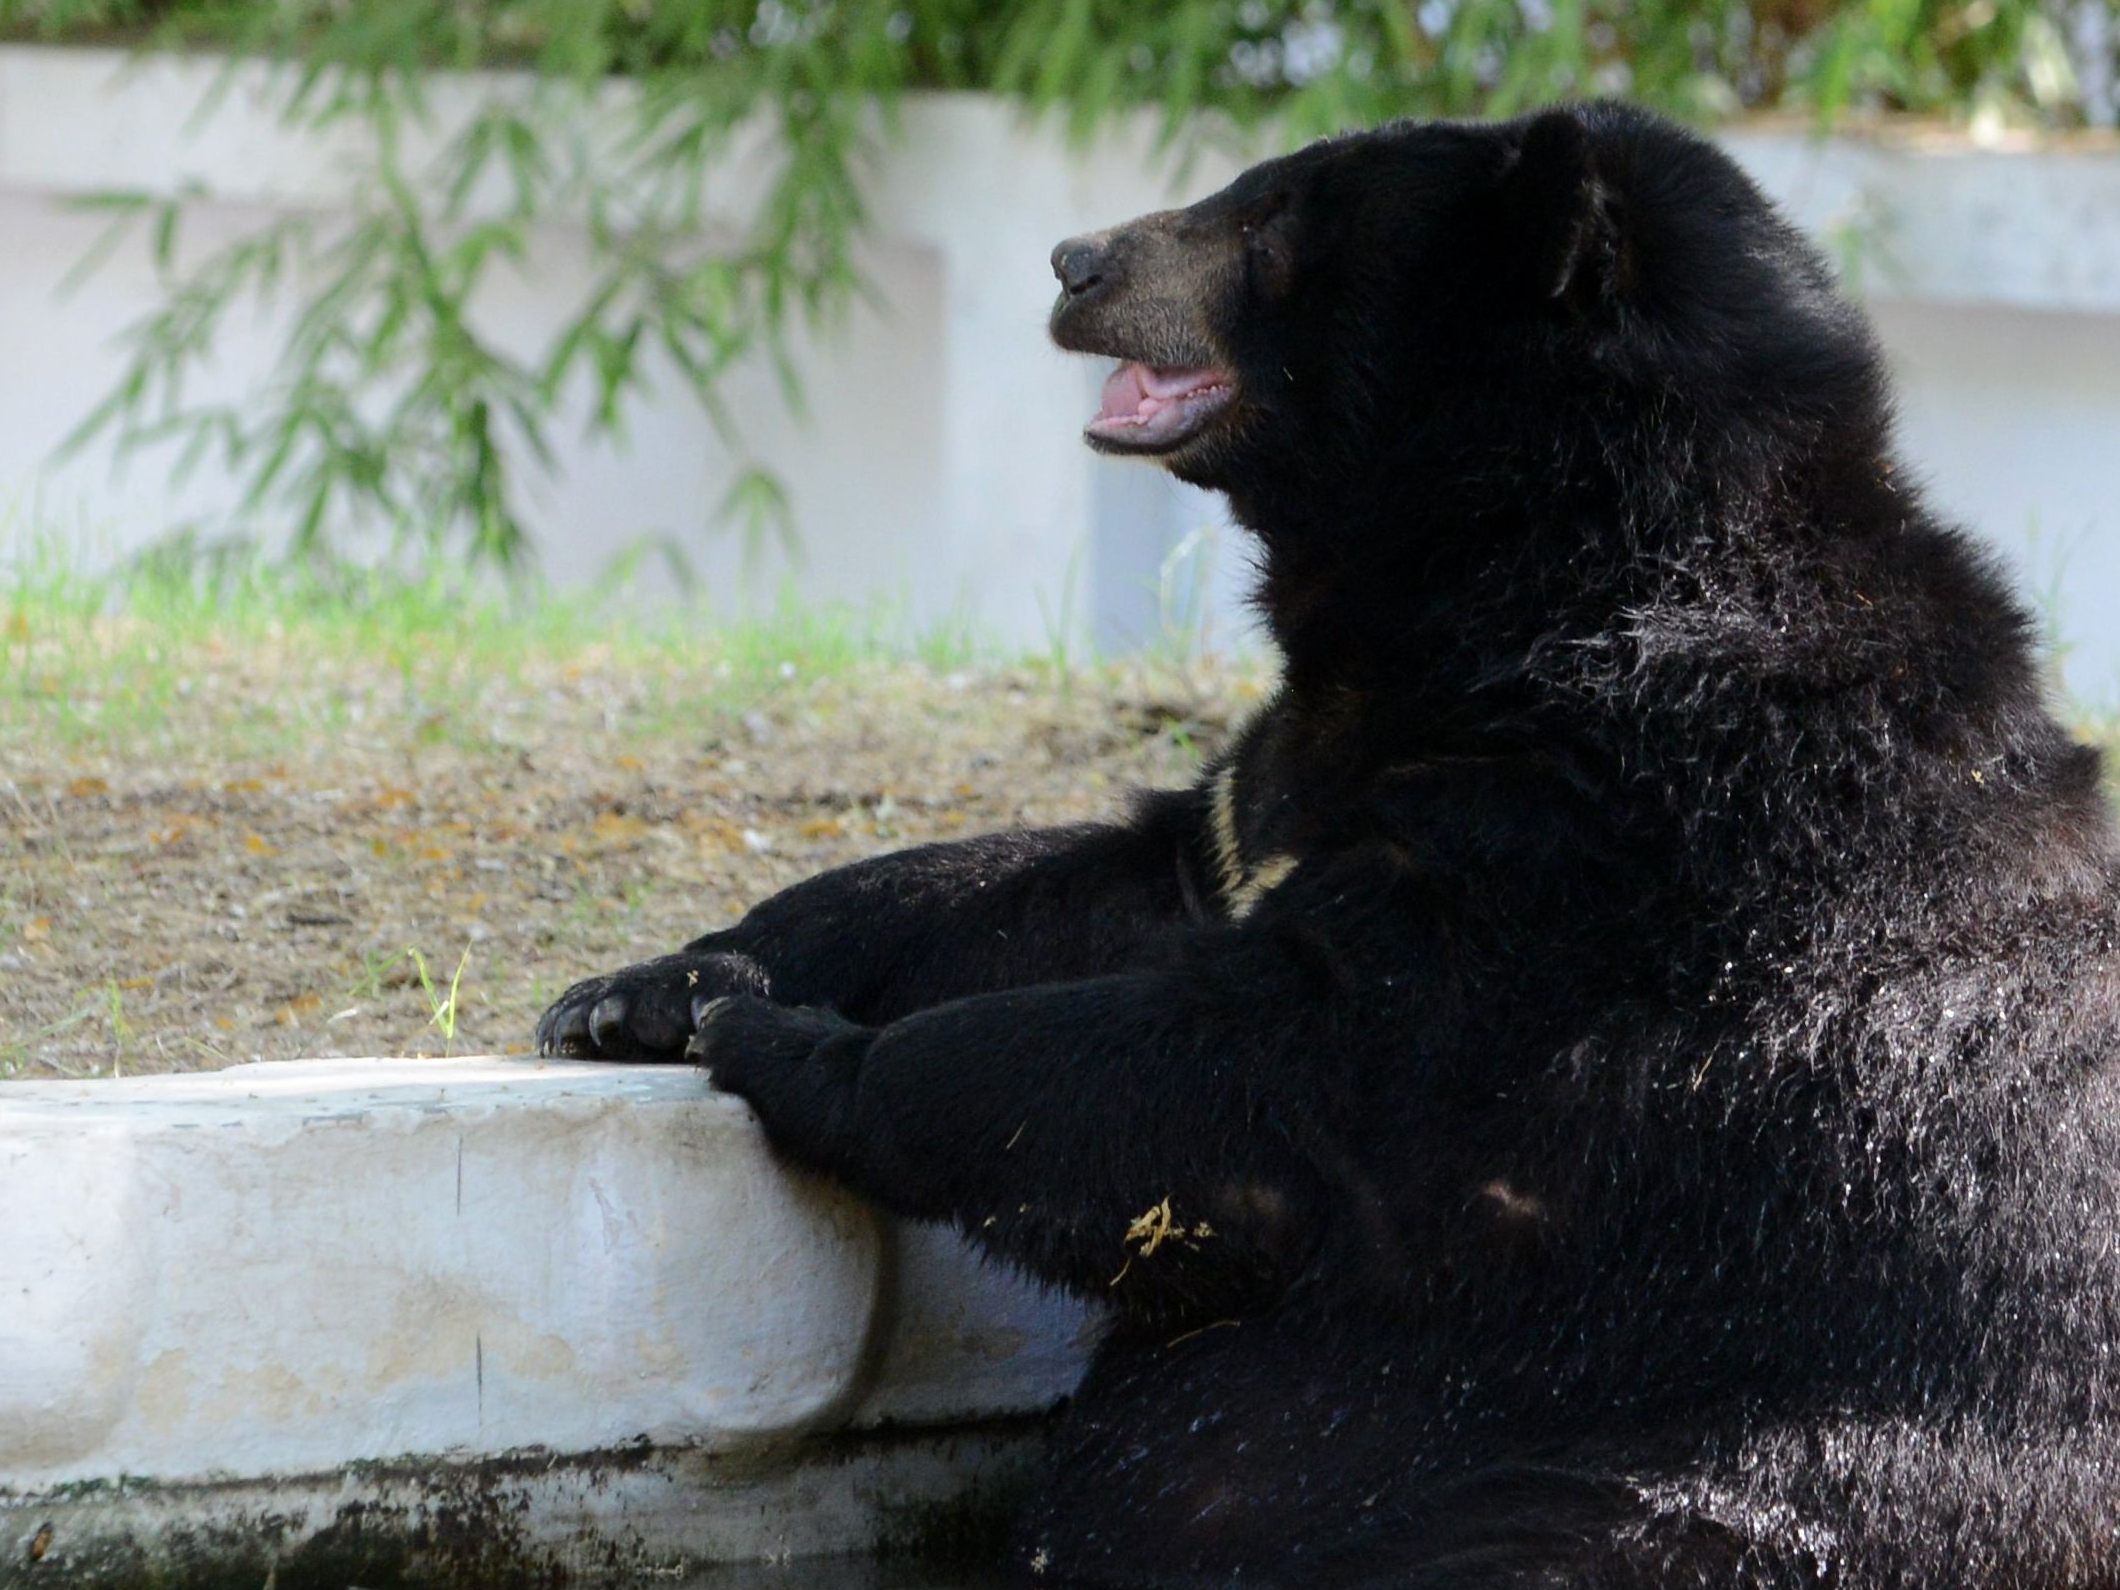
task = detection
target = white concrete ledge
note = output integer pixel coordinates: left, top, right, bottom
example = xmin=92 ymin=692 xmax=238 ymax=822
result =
xmin=0 ymin=1058 xmax=1098 ymax=1581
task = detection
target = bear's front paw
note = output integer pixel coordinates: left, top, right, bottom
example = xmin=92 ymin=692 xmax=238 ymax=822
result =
xmin=690 ymin=996 xmax=873 ymax=1174
xmin=535 ymin=949 xmax=770 ymax=1060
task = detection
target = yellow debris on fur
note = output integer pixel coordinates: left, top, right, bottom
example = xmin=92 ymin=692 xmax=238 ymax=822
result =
xmin=1126 ymin=1196 xmax=1181 ymax=1258
xmin=1110 ymin=1195 xmax=1214 ymax=1286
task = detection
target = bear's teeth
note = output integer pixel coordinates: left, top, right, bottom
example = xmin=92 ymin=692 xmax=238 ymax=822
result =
xmin=1092 ymin=361 xmax=1232 ymax=433
xmin=1137 ymin=364 xmax=1226 ymax=400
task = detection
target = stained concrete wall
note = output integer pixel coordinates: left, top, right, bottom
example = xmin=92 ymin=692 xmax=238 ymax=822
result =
xmin=0 ymin=1057 xmax=1098 ymax=1582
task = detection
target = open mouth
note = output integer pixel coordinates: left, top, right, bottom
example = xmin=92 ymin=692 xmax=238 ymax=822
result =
xmin=1085 ymin=361 xmax=1237 ymax=454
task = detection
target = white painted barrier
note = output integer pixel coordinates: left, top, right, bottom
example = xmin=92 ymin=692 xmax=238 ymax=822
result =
xmin=3 ymin=51 xmax=2119 ymax=689
xmin=0 ymin=1057 xmax=1098 ymax=1582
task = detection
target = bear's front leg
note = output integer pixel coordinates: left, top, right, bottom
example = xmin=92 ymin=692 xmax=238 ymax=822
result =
xmin=541 ymin=803 xmax=1207 ymax=1059
xmin=687 ymin=995 xmax=878 ymax=1180
xmin=691 ymin=861 xmax=1411 ymax=1325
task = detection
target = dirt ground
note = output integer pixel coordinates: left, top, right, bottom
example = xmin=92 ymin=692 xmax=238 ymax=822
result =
xmin=1 ymin=632 xmax=1257 ymax=1077
xmin=8 ymin=601 xmax=2111 ymax=1081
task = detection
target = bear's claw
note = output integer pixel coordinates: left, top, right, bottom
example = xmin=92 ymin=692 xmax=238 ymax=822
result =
xmin=535 ymin=949 xmax=771 ymax=1060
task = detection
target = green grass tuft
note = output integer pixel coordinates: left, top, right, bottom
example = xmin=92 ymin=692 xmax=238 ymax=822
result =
xmin=0 ymin=526 xmax=1013 ymax=760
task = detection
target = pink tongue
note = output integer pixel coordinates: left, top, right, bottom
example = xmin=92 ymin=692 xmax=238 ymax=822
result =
xmin=1095 ymin=361 xmax=1222 ymax=425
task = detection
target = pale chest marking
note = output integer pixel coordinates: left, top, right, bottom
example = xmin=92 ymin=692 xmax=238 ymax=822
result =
xmin=1209 ymin=763 xmax=1299 ymax=920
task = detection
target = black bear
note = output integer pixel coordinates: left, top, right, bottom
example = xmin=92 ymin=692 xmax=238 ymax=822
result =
xmin=539 ymin=103 xmax=2120 ymax=1587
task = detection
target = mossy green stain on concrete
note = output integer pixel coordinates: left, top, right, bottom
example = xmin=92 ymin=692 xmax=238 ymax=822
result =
xmin=0 ymin=1421 xmax=1049 ymax=1590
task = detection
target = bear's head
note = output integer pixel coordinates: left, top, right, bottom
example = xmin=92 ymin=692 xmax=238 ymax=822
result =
xmin=1049 ymin=103 xmax=1881 ymax=538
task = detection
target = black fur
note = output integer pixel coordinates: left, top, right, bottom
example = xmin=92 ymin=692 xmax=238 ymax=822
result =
xmin=540 ymin=103 xmax=2120 ymax=1587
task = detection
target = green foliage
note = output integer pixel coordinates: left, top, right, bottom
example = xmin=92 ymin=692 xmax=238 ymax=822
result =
xmin=4 ymin=0 xmax=2109 ymax=573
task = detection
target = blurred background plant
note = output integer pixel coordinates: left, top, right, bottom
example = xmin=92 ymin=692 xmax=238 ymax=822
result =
xmin=0 ymin=0 xmax=2110 ymax=578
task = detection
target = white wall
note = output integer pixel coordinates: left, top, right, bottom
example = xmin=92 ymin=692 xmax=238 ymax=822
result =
xmin=0 ymin=52 xmax=1190 ymax=644
xmin=2 ymin=48 xmax=2117 ymax=694
xmin=0 ymin=194 xmax=956 ymax=601
xmin=1870 ymin=298 xmax=2120 ymax=704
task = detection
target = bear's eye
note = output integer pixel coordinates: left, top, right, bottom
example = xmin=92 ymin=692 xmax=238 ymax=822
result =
xmin=1242 ymin=207 xmax=1296 ymax=301
xmin=1237 ymin=194 xmax=1293 ymax=248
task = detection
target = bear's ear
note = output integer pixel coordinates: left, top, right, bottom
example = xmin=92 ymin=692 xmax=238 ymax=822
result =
xmin=1492 ymin=108 xmax=1622 ymax=314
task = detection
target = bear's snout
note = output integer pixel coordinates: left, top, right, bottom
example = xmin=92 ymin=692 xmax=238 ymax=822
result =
xmin=1051 ymin=233 xmax=1113 ymax=300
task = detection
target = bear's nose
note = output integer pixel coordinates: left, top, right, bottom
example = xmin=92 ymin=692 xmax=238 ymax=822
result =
xmin=1051 ymin=236 xmax=1110 ymax=299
